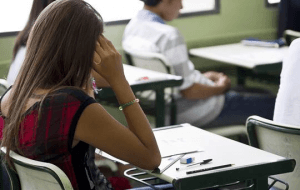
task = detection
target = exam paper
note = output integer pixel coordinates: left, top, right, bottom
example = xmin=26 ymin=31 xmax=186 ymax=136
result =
xmin=154 ymin=126 xmax=204 ymax=158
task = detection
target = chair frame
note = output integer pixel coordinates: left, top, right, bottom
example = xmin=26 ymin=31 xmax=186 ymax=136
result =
xmin=124 ymin=50 xmax=177 ymax=125
xmin=246 ymin=115 xmax=300 ymax=190
xmin=283 ymin=29 xmax=300 ymax=46
xmin=1 ymin=147 xmax=73 ymax=190
xmin=0 ymin=160 xmax=21 ymax=190
xmin=124 ymin=51 xmax=173 ymax=74
xmin=0 ymin=79 xmax=9 ymax=89
xmin=247 ymin=115 xmax=300 ymax=148
xmin=0 ymin=79 xmax=9 ymax=98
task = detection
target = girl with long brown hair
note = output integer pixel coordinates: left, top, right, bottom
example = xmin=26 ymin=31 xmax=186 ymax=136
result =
xmin=0 ymin=0 xmax=161 ymax=189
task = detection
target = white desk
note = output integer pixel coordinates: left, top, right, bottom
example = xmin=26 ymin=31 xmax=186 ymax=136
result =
xmin=96 ymin=65 xmax=183 ymax=127
xmin=123 ymin=64 xmax=182 ymax=84
xmin=189 ymin=43 xmax=289 ymax=69
xmin=100 ymin=123 xmax=295 ymax=190
xmin=189 ymin=43 xmax=289 ymax=85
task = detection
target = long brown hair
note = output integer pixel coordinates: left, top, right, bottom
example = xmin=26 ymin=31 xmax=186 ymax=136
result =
xmin=2 ymin=0 xmax=103 ymax=166
xmin=12 ymin=0 xmax=56 ymax=59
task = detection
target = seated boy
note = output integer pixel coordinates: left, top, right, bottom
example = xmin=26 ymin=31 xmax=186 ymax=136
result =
xmin=122 ymin=0 xmax=275 ymax=128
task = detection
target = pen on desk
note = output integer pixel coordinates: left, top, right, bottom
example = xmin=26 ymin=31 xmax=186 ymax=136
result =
xmin=187 ymin=159 xmax=212 ymax=167
xmin=186 ymin=164 xmax=234 ymax=174
xmin=158 ymin=154 xmax=186 ymax=173
xmin=176 ymin=159 xmax=213 ymax=171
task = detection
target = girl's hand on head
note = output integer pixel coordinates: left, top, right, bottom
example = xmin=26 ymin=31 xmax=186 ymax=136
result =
xmin=93 ymin=35 xmax=125 ymax=85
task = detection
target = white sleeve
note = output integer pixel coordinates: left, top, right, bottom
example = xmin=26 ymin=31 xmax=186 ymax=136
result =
xmin=273 ymin=38 xmax=300 ymax=125
xmin=160 ymin=30 xmax=213 ymax=90
xmin=7 ymin=47 xmax=26 ymax=86
xmin=160 ymin=30 xmax=195 ymax=90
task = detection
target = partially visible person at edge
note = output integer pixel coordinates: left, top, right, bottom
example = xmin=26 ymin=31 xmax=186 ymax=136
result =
xmin=273 ymin=38 xmax=300 ymax=125
xmin=7 ymin=0 xmax=56 ymax=86
xmin=0 ymin=0 xmax=161 ymax=190
xmin=122 ymin=0 xmax=276 ymax=128
xmin=7 ymin=0 xmax=108 ymax=88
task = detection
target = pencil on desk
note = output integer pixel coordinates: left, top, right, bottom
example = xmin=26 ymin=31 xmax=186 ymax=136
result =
xmin=186 ymin=164 xmax=234 ymax=174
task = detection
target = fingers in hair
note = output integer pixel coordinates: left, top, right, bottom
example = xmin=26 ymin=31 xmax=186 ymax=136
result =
xmin=93 ymin=51 xmax=101 ymax=65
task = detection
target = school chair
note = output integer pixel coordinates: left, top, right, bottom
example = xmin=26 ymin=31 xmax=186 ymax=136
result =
xmin=0 ymin=79 xmax=9 ymax=97
xmin=124 ymin=49 xmax=248 ymax=143
xmin=0 ymin=159 xmax=20 ymax=190
xmin=246 ymin=115 xmax=300 ymax=190
xmin=277 ymin=0 xmax=300 ymax=39
xmin=283 ymin=29 xmax=300 ymax=46
xmin=124 ymin=49 xmax=177 ymax=125
xmin=0 ymin=147 xmax=73 ymax=190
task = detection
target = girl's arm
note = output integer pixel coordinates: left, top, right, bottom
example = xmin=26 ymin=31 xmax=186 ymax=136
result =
xmin=74 ymin=35 xmax=161 ymax=170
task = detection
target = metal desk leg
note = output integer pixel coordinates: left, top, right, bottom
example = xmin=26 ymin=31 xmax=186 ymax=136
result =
xmin=155 ymin=89 xmax=165 ymax=127
xmin=237 ymin=67 xmax=247 ymax=86
xmin=253 ymin=176 xmax=268 ymax=190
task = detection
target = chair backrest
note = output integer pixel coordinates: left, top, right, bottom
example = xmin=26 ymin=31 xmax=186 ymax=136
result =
xmin=1 ymin=147 xmax=73 ymax=190
xmin=0 ymin=158 xmax=21 ymax=190
xmin=0 ymin=79 xmax=9 ymax=97
xmin=124 ymin=49 xmax=175 ymax=75
xmin=283 ymin=29 xmax=300 ymax=45
xmin=124 ymin=49 xmax=177 ymax=102
xmin=246 ymin=115 xmax=300 ymax=190
xmin=277 ymin=0 xmax=300 ymax=38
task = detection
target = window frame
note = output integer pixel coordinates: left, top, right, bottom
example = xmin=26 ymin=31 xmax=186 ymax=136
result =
xmin=0 ymin=0 xmax=220 ymax=37
xmin=106 ymin=0 xmax=220 ymax=26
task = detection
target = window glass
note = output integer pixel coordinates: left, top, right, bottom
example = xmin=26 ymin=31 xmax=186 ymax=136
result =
xmin=85 ymin=0 xmax=144 ymax=23
xmin=86 ymin=0 xmax=217 ymax=22
xmin=267 ymin=0 xmax=280 ymax=4
xmin=0 ymin=1 xmax=32 ymax=33
xmin=181 ymin=0 xmax=216 ymax=14
xmin=0 ymin=0 xmax=218 ymax=34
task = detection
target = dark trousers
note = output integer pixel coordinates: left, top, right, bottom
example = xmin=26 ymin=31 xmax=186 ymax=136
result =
xmin=203 ymin=88 xmax=276 ymax=128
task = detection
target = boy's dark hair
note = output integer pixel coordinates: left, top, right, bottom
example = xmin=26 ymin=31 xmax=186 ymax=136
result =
xmin=140 ymin=0 xmax=161 ymax=6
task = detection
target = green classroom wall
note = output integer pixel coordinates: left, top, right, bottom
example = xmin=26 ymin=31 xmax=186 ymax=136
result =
xmin=0 ymin=0 xmax=278 ymax=78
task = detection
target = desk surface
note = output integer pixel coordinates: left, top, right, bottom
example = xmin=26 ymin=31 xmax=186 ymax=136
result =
xmin=99 ymin=123 xmax=295 ymax=189
xmin=124 ymin=64 xmax=182 ymax=83
xmin=96 ymin=64 xmax=183 ymax=127
xmin=189 ymin=43 xmax=289 ymax=69
xmin=99 ymin=64 xmax=183 ymax=95
xmin=149 ymin=124 xmax=295 ymax=190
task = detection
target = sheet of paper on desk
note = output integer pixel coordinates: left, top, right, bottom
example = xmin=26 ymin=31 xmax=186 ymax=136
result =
xmin=154 ymin=126 xmax=204 ymax=158
xmin=123 ymin=64 xmax=181 ymax=83
xmin=127 ymin=75 xmax=177 ymax=83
